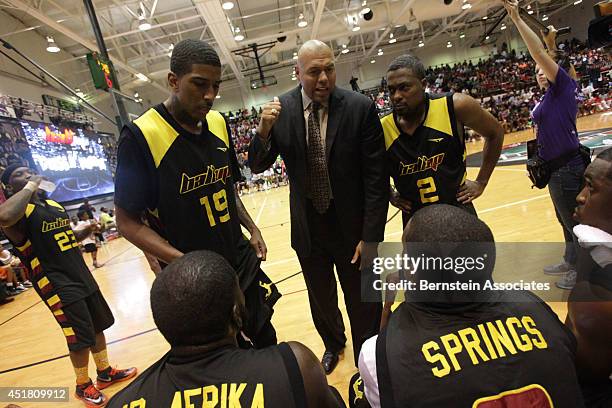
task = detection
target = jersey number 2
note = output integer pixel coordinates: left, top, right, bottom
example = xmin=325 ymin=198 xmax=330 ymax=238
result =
xmin=200 ymin=189 xmax=231 ymax=227
xmin=417 ymin=177 xmax=440 ymax=204
xmin=54 ymin=230 xmax=79 ymax=252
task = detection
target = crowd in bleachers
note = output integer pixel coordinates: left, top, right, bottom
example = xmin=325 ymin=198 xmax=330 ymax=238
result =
xmin=363 ymin=39 xmax=611 ymax=137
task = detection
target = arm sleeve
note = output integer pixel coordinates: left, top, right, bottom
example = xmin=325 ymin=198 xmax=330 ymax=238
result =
xmin=360 ymin=100 xmax=390 ymax=242
xmin=114 ymin=126 xmax=156 ymax=214
xmin=551 ymin=66 xmax=577 ymax=97
xmin=358 ymin=336 xmax=381 ymax=408
xmin=248 ymin=130 xmax=280 ymax=174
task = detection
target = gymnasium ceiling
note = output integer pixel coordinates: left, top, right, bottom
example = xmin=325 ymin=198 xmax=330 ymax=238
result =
xmin=0 ymin=0 xmax=577 ymax=98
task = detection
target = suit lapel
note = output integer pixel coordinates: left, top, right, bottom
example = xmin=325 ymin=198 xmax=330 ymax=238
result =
xmin=325 ymin=89 xmax=344 ymax=162
xmin=290 ymin=86 xmax=307 ymax=160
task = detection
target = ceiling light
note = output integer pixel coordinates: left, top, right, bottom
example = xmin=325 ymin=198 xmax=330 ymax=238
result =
xmin=360 ymin=0 xmax=370 ymax=15
xmin=370 ymin=59 xmax=375 ymax=64
xmin=341 ymin=48 xmax=350 ymax=54
xmin=418 ymin=41 xmax=424 ymax=48
xmin=293 ymin=54 xmax=298 ymax=60
xmin=527 ymin=10 xmax=533 ymax=14
xmin=459 ymin=33 xmax=465 ymax=39
xmin=138 ymin=15 xmax=151 ymax=31
xmin=526 ymin=4 xmax=531 ymax=9
xmin=573 ymin=0 xmax=582 ymax=4
xmin=46 ymin=36 xmax=60 ymax=53
xmin=134 ymin=92 xmax=139 ymax=98
xmin=542 ymin=15 xmax=549 ymax=21
xmin=482 ymin=16 xmax=488 ymax=20
xmin=352 ymin=25 xmax=361 ymax=32
xmin=76 ymin=90 xmax=86 ymax=98
xmin=135 ymin=73 xmax=150 ymax=82
xmin=378 ymin=50 xmax=383 ymax=56
xmin=389 ymin=38 xmax=396 ymax=43
xmin=291 ymin=76 xmax=297 ymax=80
xmin=501 ymin=24 xmax=507 ymax=30
xmin=234 ymin=33 xmax=244 ymax=41
xmin=486 ymin=36 xmax=490 ymax=40
xmin=297 ymin=13 xmax=308 ymax=28
xmin=461 ymin=3 xmax=472 ymax=10
xmin=216 ymin=95 xmax=221 ymax=98
xmin=447 ymin=41 xmax=453 ymax=48
xmin=342 ymin=44 xmax=347 ymax=49
xmin=222 ymin=1 xmax=234 ymax=10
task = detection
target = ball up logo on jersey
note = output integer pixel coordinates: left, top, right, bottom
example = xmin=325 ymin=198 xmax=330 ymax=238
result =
xmin=399 ymin=153 xmax=445 ymax=176
xmin=179 ymin=165 xmax=231 ymax=195
xmin=41 ymin=218 xmax=71 ymax=232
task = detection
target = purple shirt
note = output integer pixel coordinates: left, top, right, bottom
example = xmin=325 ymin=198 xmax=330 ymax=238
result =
xmin=531 ymin=67 xmax=580 ymax=162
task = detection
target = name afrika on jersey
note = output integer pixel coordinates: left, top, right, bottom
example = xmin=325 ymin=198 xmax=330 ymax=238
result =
xmin=120 ymin=383 xmax=265 ymax=408
xmin=179 ymin=165 xmax=231 ymax=195
xmin=399 ymin=153 xmax=445 ymax=176
xmin=41 ymin=218 xmax=71 ymax=232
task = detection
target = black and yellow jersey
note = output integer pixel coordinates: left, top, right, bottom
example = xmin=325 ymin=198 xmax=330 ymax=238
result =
xmin=106 ymin=343 xmax=306 ymax=408
xmin=121 ymin=104 xmax=243 ymax=267
xmin=9 ymin=200 xmax=98 ymax=309
xmin=376 ymin=291 xmax=583 ymax=408
xmin=382 ymin=93 xmax=467 ymax=215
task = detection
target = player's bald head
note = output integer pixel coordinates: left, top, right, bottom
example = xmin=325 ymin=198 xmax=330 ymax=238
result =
xmin=297 ymin=40 xmax=333 ymax=68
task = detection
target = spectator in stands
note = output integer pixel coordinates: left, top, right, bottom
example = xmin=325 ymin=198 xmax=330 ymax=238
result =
xmin=357 ymin=205 xmax=584 ymax=407
xmin=0 ymin=246 xmax=31 ymax=295
xmin=74 ymin=211 xmax=101 ymax=269
xmin=98 ymin=207 xmax=116 ymax=231
xmin=350 ymin=76 xmax=360 ymax=92
xmin=107 ymin=250 xmax=345 ymax=408
xmin=566 ymin=147 xmax=612 ymax=407
xmin=78 ymin=199 xmax=96 ymax=220
xmin=506 ymin=0 xmax=587 ymax=290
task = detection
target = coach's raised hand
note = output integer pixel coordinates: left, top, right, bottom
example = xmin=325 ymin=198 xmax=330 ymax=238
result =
xmin=257 ymin=96 xmax=282 ymax=139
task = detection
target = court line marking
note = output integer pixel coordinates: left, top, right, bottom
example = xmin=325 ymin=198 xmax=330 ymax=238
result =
xmin=383 ymin=194 xmax=550 ymax=238
xmin=0 ymin=245 xmax=136 ymax=328
xmin=255 ymin=196 xmax=268 ymax=225
xmin=0 ymin=285 xmax=309 ymax=375
xmin=494 ymin=168 xmax=529 ymax=172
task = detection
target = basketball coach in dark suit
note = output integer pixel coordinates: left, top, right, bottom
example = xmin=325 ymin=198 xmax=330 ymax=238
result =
xmin=249 ymin=40 xmax=388 ymax=374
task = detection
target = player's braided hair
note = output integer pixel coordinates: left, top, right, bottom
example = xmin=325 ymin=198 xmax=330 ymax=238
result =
xmin=170 ymin=39 xmax=221 ymax=77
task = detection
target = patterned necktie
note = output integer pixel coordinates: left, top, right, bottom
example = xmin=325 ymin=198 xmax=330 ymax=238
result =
xmin=306 ymin=102 xmax=330 ymax=214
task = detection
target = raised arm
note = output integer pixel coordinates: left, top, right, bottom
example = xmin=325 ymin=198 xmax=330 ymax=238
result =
xmin=505 ymin=0 xmax=559 ymax=83
xmin=0 ymin=175 xmax=42 ymax=228
xmin=249 ymin=97 xmax=282 ymax=174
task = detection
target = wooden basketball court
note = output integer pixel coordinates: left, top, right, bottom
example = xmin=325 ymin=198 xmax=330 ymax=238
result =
xmin=0 ymin=112 xmax=609 ymax=407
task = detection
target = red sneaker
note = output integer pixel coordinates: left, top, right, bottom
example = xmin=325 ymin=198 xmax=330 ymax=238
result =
xmin=74 ymin=380 xmax=107 ymax=407
xmin=96 ymin=366 xmax=138 ymax=390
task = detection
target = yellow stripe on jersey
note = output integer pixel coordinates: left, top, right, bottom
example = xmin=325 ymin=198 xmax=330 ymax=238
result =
xmin=25 ymin=204 xmax=35 ymax=218
xmin=381 ymin=114 xmax=401 ymax=151
xmin=16 ymin=240 xmax=31 ymax=252
xmin=46 ymin=294 xmax=60 ymax=307
xmin=63 ymin=327 xmax=75 ymax=337
xmin=53 ymin=309 xmax=64 ymax=317
xmin=134 ymin=108 xmax=180 ymax=168
xmin=206 ymin=110 xmax=230 ymax=147
xmin=423 ymin=97 xmax=453 ymax=137
xmin=37 ymin=276 xmax=50 ymax=290
xmin=31 ymin=257 xmax=40 ymax=270
xmin=45 ymin=200 xmax=64 ymax=211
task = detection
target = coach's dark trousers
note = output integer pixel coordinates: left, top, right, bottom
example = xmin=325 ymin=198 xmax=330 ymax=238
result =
xmin=297 ymin=200 xmax=381 ymax=364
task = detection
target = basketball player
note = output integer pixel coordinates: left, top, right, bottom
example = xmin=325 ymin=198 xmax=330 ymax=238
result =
xmin=358 ymin=205 xmax=584 ymax=408
xmin=114 ymin=39 xmax=279 ymax=347
xmin=382 ymin=54 xmax=504 ymax=226
xmin=107 ymin=251 xmax=345 ymax=408
xmin=0 ymin=164 xmax=136 ymax=407
xmin=74 ymin=210 xmax=101 ymax=268
xmin=567 ymin=147 xmax=612 ymax=406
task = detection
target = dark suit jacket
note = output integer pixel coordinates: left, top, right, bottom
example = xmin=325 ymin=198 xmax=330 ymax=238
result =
xmin=249 ymin=86 xmax=389 ymax=256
